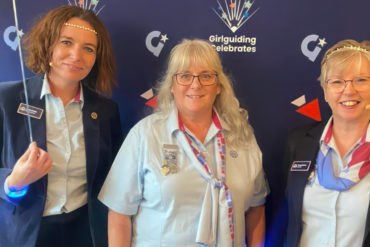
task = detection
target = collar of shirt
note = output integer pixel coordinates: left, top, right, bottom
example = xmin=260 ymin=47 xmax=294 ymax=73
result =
xmin=166 ymin=106 xmax=230 ymax=144
xmin=40 ymin=74 xmax=84 ymax=108
xmin=319 ymin=116 xmax=370 ymax=155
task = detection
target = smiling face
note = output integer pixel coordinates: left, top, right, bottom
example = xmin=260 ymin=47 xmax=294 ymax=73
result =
xmin=324 ymin=55 xmax=370 ymax=124
xmin=48 ymin=17 xmax=97 ymax=86
xmin=171 ymin=63 xmax=221 ymax=120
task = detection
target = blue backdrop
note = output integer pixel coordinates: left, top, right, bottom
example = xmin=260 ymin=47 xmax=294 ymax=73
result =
xmin=1 ymin=0 xmax=369 ymax=245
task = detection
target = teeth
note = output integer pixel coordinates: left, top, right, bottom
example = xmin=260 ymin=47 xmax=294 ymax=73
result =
xmin=188 ymin=95 xmax=202 ymax=98
xmin=341 ymin=101 xmax=358 ymax=106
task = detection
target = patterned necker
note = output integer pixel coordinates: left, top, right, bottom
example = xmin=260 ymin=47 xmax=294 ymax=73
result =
xmin=178 ymin=111 xmax=234 ymax=246
xmin=317 ymin=123 xmax=370 ymax=191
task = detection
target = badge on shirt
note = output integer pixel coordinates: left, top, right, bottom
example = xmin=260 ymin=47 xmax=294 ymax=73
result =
xmin=290 ymin=161 xmax=311 ymax=171
xmin=161 ymin=144 xmax=178 ymax=176
xmin=229 ymin=150 xmax=238 ymax=158
xmin=306 ymin=166 xmax=317 ymax=186
xmin=17 ymin=103 xmax=44 ymax=119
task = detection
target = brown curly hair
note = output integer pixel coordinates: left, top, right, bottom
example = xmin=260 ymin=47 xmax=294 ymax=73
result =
xmin=23 ymin=5 xmax=116 ymax=95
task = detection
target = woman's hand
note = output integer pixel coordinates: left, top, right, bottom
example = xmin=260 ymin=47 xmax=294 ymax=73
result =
xmin=7 ymin=142 xmax=52 ymax=189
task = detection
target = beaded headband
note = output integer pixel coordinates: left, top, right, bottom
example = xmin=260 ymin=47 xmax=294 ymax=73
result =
xmin=326 ymin=45 xmax=369 ymax=60
xmin=64 ymin=22 xmax=98 ymax=35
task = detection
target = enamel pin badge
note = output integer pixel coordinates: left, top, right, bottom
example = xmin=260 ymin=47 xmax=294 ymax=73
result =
xmin=161 ymin=144 xmax=178 ymax=176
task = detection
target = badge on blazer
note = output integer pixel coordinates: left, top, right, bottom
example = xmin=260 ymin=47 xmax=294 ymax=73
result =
xmin=306 ymin=166 xmax=317 ymax=186
xmin=290 ymin=161 xmax=311 ymax=171
xmin=161 ymin=144 xmax=178 ymax=176
xmin=91 ymin=112 xmax=98 ymax=119
xmin=17 ymin=103 xmax=43 ymax=119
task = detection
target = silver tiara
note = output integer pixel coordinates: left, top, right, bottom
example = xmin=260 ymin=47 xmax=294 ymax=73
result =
xmin=67 ymin=0 xmax=105 ymax=15
xmin=326 ymin=45 xmax=370 ymax=60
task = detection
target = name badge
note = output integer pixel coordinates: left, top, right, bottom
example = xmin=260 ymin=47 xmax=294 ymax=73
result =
xmin=17 ymin=103 xmax=44 ymax=119
xmin=161 ymin=144 xmax=178 ymax=176
xmin=290 ymin=161 xmax=311 ymax=171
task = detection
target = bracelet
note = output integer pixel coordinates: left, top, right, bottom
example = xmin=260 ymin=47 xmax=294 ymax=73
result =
xmin=4 ymin=177 xmax=29 ymax=198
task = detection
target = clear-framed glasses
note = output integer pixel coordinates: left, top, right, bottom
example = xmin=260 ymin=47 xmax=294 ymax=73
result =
xmin=325 ymin=76 xmax=370 ymax=92
xmin=174 ymin=73 xmax=218 ymax=86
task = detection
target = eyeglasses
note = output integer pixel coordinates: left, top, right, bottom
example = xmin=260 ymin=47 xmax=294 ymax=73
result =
xmin=325 ymin=76 xmax=370 ymax=92
xmin=174 ymin=73 xmax=218 ymax=86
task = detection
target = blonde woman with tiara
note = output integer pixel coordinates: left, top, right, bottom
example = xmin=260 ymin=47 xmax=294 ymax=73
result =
xmin=284 ymin=40 xmax=370 ymax=247
xmin=99 ymin=39 xmax=269 ymax=247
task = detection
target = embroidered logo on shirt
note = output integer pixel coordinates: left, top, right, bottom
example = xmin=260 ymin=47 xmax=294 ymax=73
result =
xmin=290 ymin=161 xmax=311 ymax=171
xmin=230 ymin=150 xmax=238 ymax=158
xmin=17 ymin=103 xmax=43 ymax=119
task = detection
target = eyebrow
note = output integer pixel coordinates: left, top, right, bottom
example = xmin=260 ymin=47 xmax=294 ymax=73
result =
xmin=59 ymin=35 xmax=97 ymax=48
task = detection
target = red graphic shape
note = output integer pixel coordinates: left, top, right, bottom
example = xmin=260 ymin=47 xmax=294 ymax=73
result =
xmin=296 ymin=98 xmax=321 ymax=121
xmin=145 ymin=96 xmax=157 ymax=108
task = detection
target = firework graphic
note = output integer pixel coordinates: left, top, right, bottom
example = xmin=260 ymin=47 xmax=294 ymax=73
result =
xmin=213 ymin=0 xmax=259 ymax=33
xmin=67 ymin=0 xmax=105 ymax=15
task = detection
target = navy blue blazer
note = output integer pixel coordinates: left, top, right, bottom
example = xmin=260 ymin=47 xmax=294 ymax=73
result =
xmin=284 ymin=121 xmax=369 ymax=247
xmin=0 ymin=74 xmax=123 ymax=247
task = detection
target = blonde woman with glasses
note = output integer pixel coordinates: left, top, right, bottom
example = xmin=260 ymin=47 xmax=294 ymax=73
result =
xmin=284 ymin=39 xmax=370 ymax=247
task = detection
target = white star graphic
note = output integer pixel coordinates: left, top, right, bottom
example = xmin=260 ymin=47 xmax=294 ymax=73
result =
xmin=318 ymin=38 xmax=327 ymax=47
xmin=18 ymin=29 xmax=24 ymax=38
xmin=160 ymin=34 xmax=169 ymax=43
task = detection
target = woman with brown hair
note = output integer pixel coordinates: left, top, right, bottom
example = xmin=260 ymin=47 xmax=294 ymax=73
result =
xmin=0 ymin=5 xmax=122 ymax=247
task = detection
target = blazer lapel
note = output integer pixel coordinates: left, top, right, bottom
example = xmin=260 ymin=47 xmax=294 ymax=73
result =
xmin=19 ymin=75 xmax=47 ymax=196
xmin=288 ymin=122 xmax=325 ymax=216
xmin=82 ymin=87 xmax=100 ymax=194
xmin=27 ymin=75 xmax=46 ymax=150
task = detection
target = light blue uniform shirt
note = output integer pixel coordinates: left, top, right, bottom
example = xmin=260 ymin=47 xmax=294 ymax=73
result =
xmin=99 ymin=108 xmax=269 ymax=247
xmin=300 ymin=118 xmax=370 ymax=247
xmin=41 ymin=76 xmax=87 ymax=216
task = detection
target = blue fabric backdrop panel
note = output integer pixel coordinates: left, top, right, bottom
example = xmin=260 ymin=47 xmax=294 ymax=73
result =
xmin=1 ymin=1 xmax=369 ymax=245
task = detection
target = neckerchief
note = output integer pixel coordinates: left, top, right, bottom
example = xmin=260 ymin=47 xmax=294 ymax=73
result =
xmin=178 ymin=111 xmax=234 ymax=247
xmin=316 ymin=122 xmax=370 ymax=191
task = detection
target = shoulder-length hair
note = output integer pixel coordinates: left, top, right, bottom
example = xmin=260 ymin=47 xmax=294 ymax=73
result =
xmin=318 ymin=39 xmax=370 ymax=88
xmin=23 ymin=5 xmax=116 ymax=95
xmin=156 ymin=39 xmax=253 ymax=146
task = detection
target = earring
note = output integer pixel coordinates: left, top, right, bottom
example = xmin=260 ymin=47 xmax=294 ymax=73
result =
xmin=49 ymin=62 xmax=53 ymax=67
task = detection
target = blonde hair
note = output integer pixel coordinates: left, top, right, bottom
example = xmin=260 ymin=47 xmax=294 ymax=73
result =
xmin=156 ymin=39 xmax=253 ymax=146
xmin=318 ymin=39 xmax=370 ymax=87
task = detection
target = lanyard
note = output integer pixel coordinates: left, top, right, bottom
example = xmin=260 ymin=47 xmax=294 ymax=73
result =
xmin=178 ymin=111 xmax=235 ymax=245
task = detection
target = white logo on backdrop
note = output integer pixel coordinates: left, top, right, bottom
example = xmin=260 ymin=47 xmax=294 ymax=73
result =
xmin=3 ymin=26 xmax=24 ymax=51
xmin=210 ymin=1 xmax=258 ymax=53
xmin=301 ymin=34 xmax=327 ymax=62
xmin=213 ymin=0 xmax=259 ymax=33
xmin=145 ymin=30 xmax=169 ymax=57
